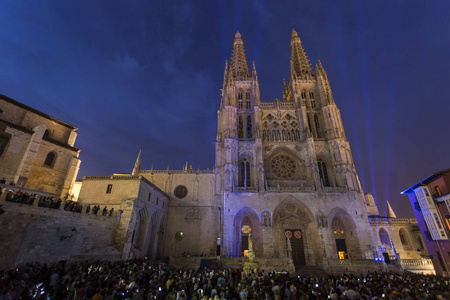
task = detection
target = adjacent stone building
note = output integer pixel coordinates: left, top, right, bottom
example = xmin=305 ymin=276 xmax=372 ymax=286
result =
xmin=0 ymin=94 xmax=80 ymax=198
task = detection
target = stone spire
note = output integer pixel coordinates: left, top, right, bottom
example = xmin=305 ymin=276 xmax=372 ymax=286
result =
xmin=316 ymin=60 xmax=334 ymax=104
xmin=386 ymin=201 xmax=397 ymax=218
xmin=230 ymin=31 xmax=250 ymax=81
xmin=290 ymin=29 xmax=314 ymax=79
xmin=132 ymin=149 xmax=141 ymax=176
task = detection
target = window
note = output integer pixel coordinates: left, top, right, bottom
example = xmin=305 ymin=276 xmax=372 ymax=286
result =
xmin=314 ymin=115 xmax=321 ymax=138
xmin=238 ymin=90 xmax=243 ymax=100
xmin=309 ymin=91 xmax=314 ymax=99
xmin=311 ymin=100 xmax=316 ymax=108
xmin=156 ymin=197 xmax=159 ymax=205
xmin=424 ymin=188 xmax=429 ymax=197
xmin=43 ymin=130 xmax=50 ymax=139
xmin=246 ymin=99 xmax=251 ymax=109
xmin=399 ymin=230 xmax=408 ymax=245
xmin=238 ymin=159 xmax=251 ymax=188
xmin=433 ymin=213 xmax=443 ymax=229
xmin=44 ymin=152 xmax=56 ymax=167
xmin=245 ymin=90 xmax=251 ymax=100
xmin=301 ymin=90 xmax=306 ymax=99
xmin=247 ymin=115 xmax=252 ymax=138
xmin=238 ymin=116 xmax=244 ymax=138
xmin=435 ymin=186 xmax=442 ymax=196
xmin=106 ymin=184 xmax=113 ymax=194
xmin=174 ymin=185 xmax=188 ymax=199
xmin=318 ymin=159 xmax=330 ymax=187
xmin=148 ymin=192 xmax=152 ymax=201
xmin=238 ymin=99 xmax=243 ymax=109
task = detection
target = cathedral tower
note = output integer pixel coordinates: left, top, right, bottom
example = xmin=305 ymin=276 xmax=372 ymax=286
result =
xmin=215 ymin=31 xmax=372 ymax=268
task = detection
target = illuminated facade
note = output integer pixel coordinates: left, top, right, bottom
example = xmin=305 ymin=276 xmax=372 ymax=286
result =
xmin=125 ymin=31 xmax=374 ymax=270
xmin=0 ymin=94 xmax=80 ymax=197
xmin=402 ymin=169 xmax=450 ymax=276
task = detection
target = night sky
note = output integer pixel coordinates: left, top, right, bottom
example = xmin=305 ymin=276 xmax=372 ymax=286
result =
xmin=1 ymin=1 xmax=450 ymax=218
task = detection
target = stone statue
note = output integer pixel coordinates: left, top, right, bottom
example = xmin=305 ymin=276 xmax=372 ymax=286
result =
xmin=248 ymin=234 xmax=255 ymax=262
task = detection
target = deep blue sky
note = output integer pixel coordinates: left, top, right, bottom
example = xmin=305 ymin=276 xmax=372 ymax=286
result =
xmin=1 ymin=1 xmax=450 ymax=218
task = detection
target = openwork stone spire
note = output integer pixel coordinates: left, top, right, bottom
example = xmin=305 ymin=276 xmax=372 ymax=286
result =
xmin=290 ymin=29 xmax=314 ymax=79
xmin=230 ymin=31 xmax=250 ymax=81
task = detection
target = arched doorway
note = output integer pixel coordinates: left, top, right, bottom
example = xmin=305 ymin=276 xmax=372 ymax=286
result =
xmin=233 ymin=207 xmax=262 ymax=257
xmin=328 ymin=208 xmax=362 ymax=259
xmin=273 ymin=198 xmax=316 ymax=267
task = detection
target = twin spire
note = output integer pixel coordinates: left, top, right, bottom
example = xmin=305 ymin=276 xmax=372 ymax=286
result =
xmin=225 ymin=29 xmax=315 ymax=86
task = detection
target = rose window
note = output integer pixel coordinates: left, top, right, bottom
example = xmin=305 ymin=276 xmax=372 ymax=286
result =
xmin=271 ymin=155 xmax=297 ymax=179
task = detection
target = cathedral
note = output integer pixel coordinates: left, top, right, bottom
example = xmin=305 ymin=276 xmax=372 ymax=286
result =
xmin=122 ymin=30 xmax=374 ymax=270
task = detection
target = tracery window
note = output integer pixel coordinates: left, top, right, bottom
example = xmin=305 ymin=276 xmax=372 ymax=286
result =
xmin=271 ymin=155 xmax=297 ymax=179
xmin=301 ymin=90 xmax=306 ymax=99
xmin=239 ymin=159 xmax=251 ymax=188
xmin=247 ymin=115 xmax=252 ymax=138
xmin=238 ymin=99 xmax=243 ymax=109
xmin=317 ymin=159 xmax=330 ymax=187
xmin=238 ymin=90 xmax=243 ymax=100
xmin=44 ymin=151 xmax=56 ymax=167
xmin=238 ymin=116 xmax=244 ymax=138
xmin=379 ymin=228 xmax=390 ymax=246
xmin=314 ymin=115 xmax=321 ymax=138
xmin=246 ymin=99 xmax=251 ymax=109
xmin=245 ymin=90 xmax=251 ymax=100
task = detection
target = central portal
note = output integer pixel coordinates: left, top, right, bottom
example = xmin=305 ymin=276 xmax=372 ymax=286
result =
xmin=285 ymin=229 xmax=305 ymax=266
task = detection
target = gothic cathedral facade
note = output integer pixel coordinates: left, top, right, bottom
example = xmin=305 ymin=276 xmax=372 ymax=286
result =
xmin=214 ymin=30 xmax=373 ymax=267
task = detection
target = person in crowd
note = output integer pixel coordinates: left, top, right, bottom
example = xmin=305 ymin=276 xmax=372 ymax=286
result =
xmin=102 ymin=206 xmax=108 ymax=216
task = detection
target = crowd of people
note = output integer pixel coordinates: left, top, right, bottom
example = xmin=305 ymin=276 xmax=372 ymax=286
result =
xmin=0 ymin=258 xmax=449 ymax=300
xmin=2 ymin=188 xmax=116 ymax=217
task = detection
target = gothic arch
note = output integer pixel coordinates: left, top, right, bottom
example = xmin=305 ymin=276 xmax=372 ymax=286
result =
xmin=272 ymin=196 xmax=321 ymax=266
xmin=134 ymin=207 xmax=150 ymax=252
xmin=327 ymin=208 xmax=363 ymax=259
xmin=232 ymin=206 xmax=263 ymax=257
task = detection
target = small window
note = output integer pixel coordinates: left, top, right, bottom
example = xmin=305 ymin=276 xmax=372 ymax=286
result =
xmin=311 ymin=100 xmax=316 ymax=108
xmin=162 ymin=201 xmax=165 ymax=208
xmin=301 ymin=90 xmax=306 ymax=99
xmin=424 ymin=188 xmax=429 ymax=197
xmin=156 ymin=197 xmax=159 ymax=205
xmin=106 ymin=184 xmax=113 ymax=194
xmin=238 ymin=90 xmax=243 ymax=100
xmin=174 ymin=185 xmax=188 ymax=199
xmin=435 ymin=186 xmax=442 ymax=196
xmin=43 ymin=130 xmax=50 ymax=138
xmin=309 ymin=91 xmax=314 ymax=99
xmin=148 ymin=192 xmax=152 ymax=201
xmin=238 ymin=100 xmax=243 ymax=109
xmin=245 ymin=90 xmax=251 ymax=100
xmin=44 ymin=152 xmax=56 ymax=167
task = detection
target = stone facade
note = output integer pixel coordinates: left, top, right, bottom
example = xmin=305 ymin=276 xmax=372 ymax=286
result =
xmin=77 ymin=175 xmax=169 ymax=261
xmin=0 ymin=94 xmax=80 ymax=198
xmin=0 ymin=187 xmax=120 ymax=270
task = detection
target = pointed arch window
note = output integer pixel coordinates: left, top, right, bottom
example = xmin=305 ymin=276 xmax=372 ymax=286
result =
xmin=309 ymin=91 xmax=314 ymax=99
xmin=239 ymin=159 xmax=251 ymax=188
xmin=314 ymin=115 xmax=321 ymax=138
xmin=247 ymin=115 xmax=252 ymax=138
xmin=44 ymin=151 xmax=56 ymax=167
xmin=238 ymin=90 xmax=243 ymax=100
xmin=301 ymin=90 xmax=306 ymax=99
xmin=43 ymin=130 xmax=50 ymax=139
xmin=238 ymin=116 xmax=244 ymax=138
xmin=318 ymin=159 xmax=330 ymax=187
xmin=399 ymin=230 xmax=408 ymax=245
xmin=245 ymin=90 xmax=251 ymax=100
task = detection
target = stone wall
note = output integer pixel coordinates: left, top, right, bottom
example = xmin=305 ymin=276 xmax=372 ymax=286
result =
xmin=0 ymin=195 xmax=121 ymax=270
